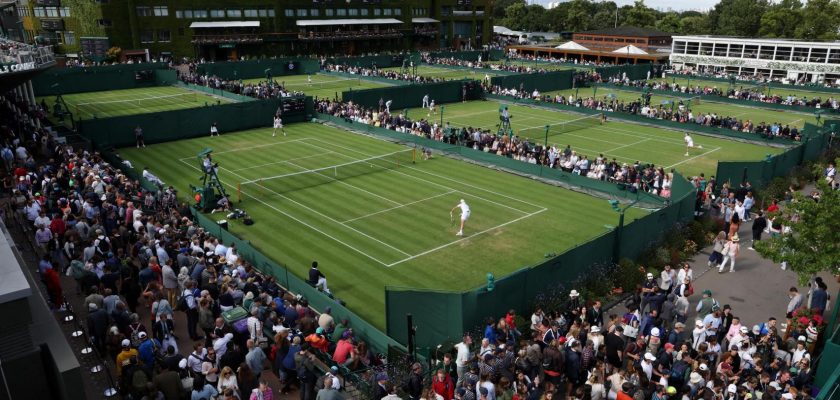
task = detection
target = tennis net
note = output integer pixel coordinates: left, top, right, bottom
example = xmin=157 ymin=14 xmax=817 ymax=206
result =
xmin=518 ymin=113 xmax=604 ymax=141
xmin=240 ymin=149 xmax=415 ymax=196
xmin=74 ymin=92 xmax=198 ymax=117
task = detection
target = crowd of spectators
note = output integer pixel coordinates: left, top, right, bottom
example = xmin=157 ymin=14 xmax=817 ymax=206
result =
xmin=299 ymin=28 xmax=401 ymax=41
xmin=422 ymin=55 xmax=556 ymax=74
xmin=488 ymin=86 xmax=803 ymax=141
xmin=315 ymin=98 xmax=677 ymax=198
xmin=179 ymin=71 xmax=306 ymax=100
xmin=670 ymin=67 xmax=840 ymax=89
xmin=508 ymin=54 xmax=615 ymax=67
xmin=322 ymin=64 xmax=450 ymax=84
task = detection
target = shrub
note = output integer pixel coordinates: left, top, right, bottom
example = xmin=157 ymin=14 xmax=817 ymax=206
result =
xmin=613 ymin=258 xmax=645 ymax=292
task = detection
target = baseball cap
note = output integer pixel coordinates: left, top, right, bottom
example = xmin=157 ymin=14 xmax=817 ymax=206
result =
xmin=740 ymin=326 xmax=749 ymax=333
xmin=664 ymin=343 xmax=674 ymax=351
xmin=703 ymin=289 xmax=712 ymax=296
xmin=728 ymin=384 xmax=738 ymax=393
xmin=138 ymin=331 xmax=147 ymax=339
xmin=121 ymin=339 xmax=130 ymax=348
xmin=699 ymin=363 xmax=709 ymax=371
xmin=644 ymin=352 xmax=656 ymax=361
xmin=651 ymin=327 xmax=660 ymax=337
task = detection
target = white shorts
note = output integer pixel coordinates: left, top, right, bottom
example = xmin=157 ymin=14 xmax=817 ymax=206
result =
xmin=461 ymin=211 xmax=471 ymax=221
xmin=274 ymin=122 xmax=283 ymax=129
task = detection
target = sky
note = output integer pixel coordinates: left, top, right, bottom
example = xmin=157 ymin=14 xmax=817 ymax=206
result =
xmin=535 ymin=0 xmax=719 ymax=11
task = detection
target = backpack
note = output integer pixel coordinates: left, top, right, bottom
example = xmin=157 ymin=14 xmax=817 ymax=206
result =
xmin=176 ymin=290 xmax=195 ymax=312
xmin=129 ymin=323 xmax=143 ymax=347
xmin=670 ymin=360 xmax=690 ymax=380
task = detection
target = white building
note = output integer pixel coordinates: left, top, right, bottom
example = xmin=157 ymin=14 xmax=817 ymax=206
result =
xmin=669 ymin=35 xmax=840 ymax=85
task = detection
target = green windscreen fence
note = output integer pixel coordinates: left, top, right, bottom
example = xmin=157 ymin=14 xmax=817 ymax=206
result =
xmin=79 ymin=97 xmax=313 ymax=148
xmin=32 ymin=63 xmax=171 ymax=95
xmin=341 ymin=80 xmax=483 ymax=109
xmin=714 ymin=121 xmax=836 ymax=188
xmin=596 ymin=64 xmax=655 ymax=81
xmin=427 ymin=50 xmax=489 ymax=61
xmin=195 ymin=59 xmax=320 ymax=80
xmin=490 ymin=70 xmax=575 ymax=92
xmin=327 ymin=54 xmax=405 ymax=69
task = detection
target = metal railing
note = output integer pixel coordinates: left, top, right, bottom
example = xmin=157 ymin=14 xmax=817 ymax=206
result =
xmin=0 ymin=36 xmax=55 ymax=69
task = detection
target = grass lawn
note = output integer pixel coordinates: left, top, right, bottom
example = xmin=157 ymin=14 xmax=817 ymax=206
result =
xmin=118 ymin=123 xmax=648 ymax=328
xmin=242 ymin=73 xmax=392 ymax=101
xmin=490 ymin=59 xmax=580 ymax=71
xmin=543 ymin=86 xmax=819 ymax=129
xmin=662 ymin=74 xmax=838 ymax=103
xmin=37 ymin=86 xmax=233 ymax=121
xmin=409 ymin=101 xmax=786 ymax=178
xmin=381 ymin=65 xmax=501 ymax=81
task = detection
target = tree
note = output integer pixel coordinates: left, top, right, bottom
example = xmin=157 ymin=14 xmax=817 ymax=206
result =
xmin=759 ymin=0 xmax=803 ymax=38
xmin=564 ymin=0 xmax=597 ymax=32
xmin=754 ymin=176 xmax=840 ymax=285
xmin=794 ymin=0 xmax=840 ymax=40
xmin=655 ymin=12 xmax=682 ymax=34
xmin=709 ymin=0 xmax=769 ymax=37
xmin=501 ymin=2 xmax=528 ymax=30
xmin=622 ymin=0 xmax=658 ymax=29
xmin=678 ymin=15 xmax=711 ymax=35
xmin=494 ymin=0 xmax=526 ymax=19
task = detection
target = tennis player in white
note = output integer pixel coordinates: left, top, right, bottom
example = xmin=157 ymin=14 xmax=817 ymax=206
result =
xmin=273 ymin=115 xmax=285 ymax=137
xmin=450 ymin=199 xmax=471 ymax=236
xmin=684 ymin=133 xmax=694 ymax=156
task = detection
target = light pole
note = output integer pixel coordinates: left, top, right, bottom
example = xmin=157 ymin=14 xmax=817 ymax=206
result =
xmin=609 ymin=191 xmax=640 ymax=263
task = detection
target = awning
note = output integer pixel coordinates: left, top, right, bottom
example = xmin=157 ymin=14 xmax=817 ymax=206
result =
xmin=612 ymin=45 xmax=649 ymax=55
xmin=190 ymin=21 xmax=260 ymax=29
xmin=555 ymin=41 xmax=589 ymax=51
xmin=412 ymin=18 xmax=440 ymax=23
xmin=296 ymin=18 xmax=403 ymax=27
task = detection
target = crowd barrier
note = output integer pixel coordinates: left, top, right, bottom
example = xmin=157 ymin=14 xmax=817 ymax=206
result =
xmin=490 ymin=70 xmax=575 ymax=92
xmin=32 ymin=62 xmax=170 ymax=95
xmin=715 ymin=121 xmax=836 ymax=188
xmin=78 ymin=97 xmax=313 ymax=148
xmin=341 ymin=79 xmax=483 ymax=109
xmin=596 ymin=64 xmax=656 ymax=81
xmin=485 ymin=93 xmax=795 ymax=146
xmin=195 ymin=58 xmax=320 ymax=80
xmin=667 ymin=73 xmax=840 ymax=96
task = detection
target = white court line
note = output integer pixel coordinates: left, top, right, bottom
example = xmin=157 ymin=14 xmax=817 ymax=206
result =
xmin=178 ymin=138 xmax=314 ymax=161
xmin=666 ymin=147 xmax=722 ymax=169
xmin=342 ymin=190 xmax=456 ymax=223
xmin=385 ymin=209 xmax=548 ymax=267
xmin=177 ymin=159 xmax=394 ymax=266
xmin=229 ymin=151 xmax=337 ymax=172
xmin=605 ymin=138 xmax=651 ymax=153
xmin=303 ymin=138 xmax=541 ymax=213
xmin=221 ymin=163 xmax=413 ymax=257
xmin=282 ymin=159 xmax=403 ymax=206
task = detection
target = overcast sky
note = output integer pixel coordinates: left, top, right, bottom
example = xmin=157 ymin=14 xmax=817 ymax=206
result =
xmin=535 ymin=0 xmax=719 ymax=11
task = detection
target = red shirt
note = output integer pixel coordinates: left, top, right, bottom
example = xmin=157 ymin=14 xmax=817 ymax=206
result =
xmin=431 ymin=375 xmax=455 ymax=400
xmin=767 ymin=203 xmax=779 ymax=213
xmin=617 ymin=391 xmax=633 ymax=400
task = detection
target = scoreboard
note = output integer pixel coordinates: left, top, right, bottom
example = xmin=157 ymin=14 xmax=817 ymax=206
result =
xmin=80 ymin=37 xmax=110 ymax=60
xmin=278 ymin=97 xmax=308 ymax=121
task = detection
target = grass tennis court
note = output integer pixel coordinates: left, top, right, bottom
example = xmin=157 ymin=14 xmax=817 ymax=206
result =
xmin=118 ymin=123 xmax=648 ymax=327
xmin=409 ymin=101 xmax=786 ymax=177
xmin=544 ymin=86 xmax=819 ymax=129
xmin=381 ymin=65 xmax=501 ymax=81
xmin=661 ymin=74 xmax=838 ymax=102
xmin=242 ymin=73 xmax=392 ymax=101
xmin=490 ymin=59 xmax=579 ymax=71
xmin=37 ymin=86 xmax=233 ymax=121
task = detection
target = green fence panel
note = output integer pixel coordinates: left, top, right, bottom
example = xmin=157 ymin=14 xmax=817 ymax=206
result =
xmin=79 ymin=97 xmax=311 ymax=148
xmin=192 ymin=209 xmax=405 ymax=356
xmin=327 ymin=55 xmax=402 ymax=69
xmin=153 ymin=69 xmax=178 ymax=85
xmin=385 ymin=289 xmax=465 ymax=352
xmin=490 ymin=70 xmax=575 ymax=92
xmin=488 ymin=49 xmax=505 ymax=61
xmin=33 ymin=63 xmax=170 ymax=95
xmin=342 ymin=80 xmax=482 ymax=109
xmin=427 ymin=51 xmax=486 ymax=62
xmin=422 ymin=63 xmax=521 ymax=76
xmin=174 ymin=82 xmax=257 ymax=102
xmin=195 ymin=58 xmax=319 ymax=80
xmin=597 ymin=64 xmax=655 ymax=81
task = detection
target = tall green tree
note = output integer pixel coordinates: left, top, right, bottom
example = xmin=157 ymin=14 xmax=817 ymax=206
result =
xmin=679 ymin=15 xmax=711 ymax=35
xmin=794 ymin=0 xmax=840 ymax=40
xmin=564 ymin=0 xmax=597 ymax=32
xmin=759 ymin=0 xmax=803 ymax=38
xmin=754 ymin=176 xmax=840 ymax=285
xmin=708 ymin=0 xmax=769 ymax=37
xmin=501 ymin=2 xmax=529 ymax=30
xmin=622 ymin=0 xmax=658 ymax=29
xmin=655 ymin=12 xmax=682 ymax=34
xmin=493 ymin=0 xmax=526 ymax=19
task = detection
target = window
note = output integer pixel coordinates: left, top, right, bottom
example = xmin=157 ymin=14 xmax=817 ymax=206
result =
xmin=348 ymin=8 xmax=358 ymax=16
xmin=153 ymin=6 xmax=168 ymax=17
xmin=810 ymin=48 xmax=827 ymax=63
xmin=194 ymin=10 xmax=207 ymax=18
xmin=713 ymin=43 xmax=727 ymax=57
xmin=743 ymin=44 xmax=759 ymax=58
xmin=63 ymin=31 xmax=75 ymax=45
xmin=296 ymin=9 xmax=307 ymax=16
xmin=793 ymin=47 xmax=809 ymax=62
xmin=775 ymin=46 xmax=791 ymax=61
xmin=244 ymin=9 xmax=258 ymax=17
xmin=324 ymin=9 xmax=333 ymax=16
xmin=441 ymin=6 xmax=451 ymax=16
xmin=175 ymin=10 xmax=183 ymax=18
xmin=259 ymin=8 xmax=268 ymax=17
xmin=727 ymin=44 xmax=743 ymax=58
xmin=33 ymin=7 xmax=45 ymax=17
xmin=140 ymin=29 xmax=154 ymax=43
xmin=759 ymin=45 xmax=774 ymax=60
xmin=210 ymin=9 xmax=224 ymax=17
xmin=59 ymin=7 xmax=70 ymax=17
xmin=699 ymin=42 xmax=713 ymax=56
xmin=383 ymin=8 xmax=392 ymax=15
xmin=374 ymin=8 xmax=381 ymax=16
xmin=227 ymin=9 xmax=241 ymax=18
xmin=45 ymin=7 xmax=58 ymax=17
xmin=360 ymin=8 xmax=368 ymax=16
xmin=394 ymin=8 xmax=401 ymax=16
xmin=285 ymin=9 xmax=294 ymax=17
xmin=98 ymin=19 xmax=112 ymax=26
xmin=158 ymin=29 xmax=170 ymax=42
xmin=267 ymin=9 xmax=275 ymax=17
xmin=136 ymin=6 xmax=152 ymax=17
xmin=336 ymin=8 xmax=346 ymax=16
xmin=16 ymin=7 xmax=30 ymax=17
xmin=310 ymin=9 xmax=319 ymax=16
xmin=828 ymin=49 xmax=840 ymax=64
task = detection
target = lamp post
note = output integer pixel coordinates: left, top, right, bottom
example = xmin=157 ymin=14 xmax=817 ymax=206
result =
xmin=609 ymin=191 xmax=640 ymax=263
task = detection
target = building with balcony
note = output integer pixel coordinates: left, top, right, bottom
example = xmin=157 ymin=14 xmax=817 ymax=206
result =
xmin=670 ymin=35 xmax=840 ymax=85
xmin=506 ymin=26 xmax=671 ymax=65
xmin=16 ymin=0 xmax=491 ymax=61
